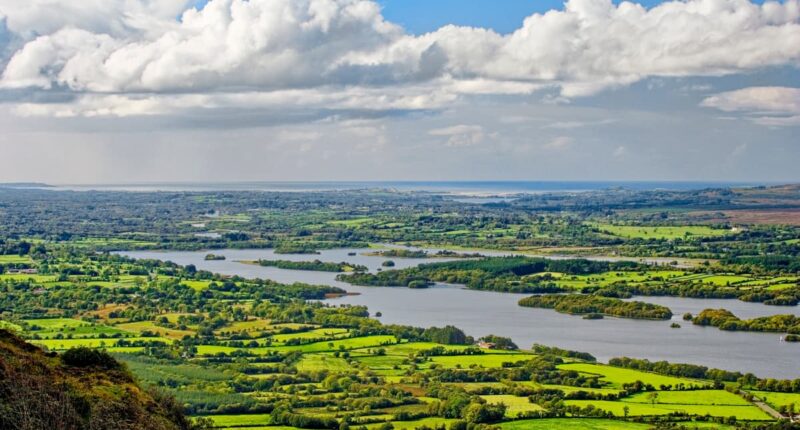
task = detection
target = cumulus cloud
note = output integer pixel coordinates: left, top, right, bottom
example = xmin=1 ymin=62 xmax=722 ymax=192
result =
xmin=0 ymin=0 xmax=192 ymax=37
xmin=428 ymin=124 xmax=485 ymax=147
xmin=11 ymin=84 xmax=458 ymax=117
xmin=543 ymin=136 xmax=574 ymax=150
xmin=701 ymin=86 xmax=800 ymax=126
xmin=542 ymin=119 xmax=617 ymax=129
xmin=1 ymin=0 xmax=800 ymax=117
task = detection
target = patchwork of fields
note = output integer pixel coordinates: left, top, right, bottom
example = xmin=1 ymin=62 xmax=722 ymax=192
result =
xmin=6 ymin=316 xmax=782 ymax=429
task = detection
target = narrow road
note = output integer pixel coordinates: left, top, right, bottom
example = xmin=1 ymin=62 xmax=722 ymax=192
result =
xmin=755 ymin=400 xmax=784 ymax=420
xmin=739 ymin=390 xmax=784 ymax=420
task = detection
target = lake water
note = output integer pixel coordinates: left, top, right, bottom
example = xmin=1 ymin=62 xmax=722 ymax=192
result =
xmin=119 ymin=248 xmax=800 ymax=378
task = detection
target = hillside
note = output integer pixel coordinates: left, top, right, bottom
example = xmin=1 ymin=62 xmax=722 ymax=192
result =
xmin=0 ymin=329 xmax=204 ymax=430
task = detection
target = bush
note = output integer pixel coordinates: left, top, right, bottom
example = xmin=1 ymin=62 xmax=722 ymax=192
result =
xmin=61 ymin=347 xmax=121 ymax=370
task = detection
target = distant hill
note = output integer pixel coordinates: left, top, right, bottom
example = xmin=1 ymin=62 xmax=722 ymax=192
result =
xmin=0 ymin=182 xmax=53 ymax=188
xmin=0 ymin=329 xmax=206 ymax=430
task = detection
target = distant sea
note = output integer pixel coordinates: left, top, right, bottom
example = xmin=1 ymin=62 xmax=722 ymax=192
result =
xmin=40 ymin=181 xmax=770 ymax=195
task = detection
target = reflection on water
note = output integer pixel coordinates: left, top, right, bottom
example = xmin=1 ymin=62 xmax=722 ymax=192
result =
xmin=119 ymin=248 xmax=800 ymax=378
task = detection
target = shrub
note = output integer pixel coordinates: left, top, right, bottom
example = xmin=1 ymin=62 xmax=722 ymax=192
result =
xmin=61 ymin=347 xmax=121 ymax=370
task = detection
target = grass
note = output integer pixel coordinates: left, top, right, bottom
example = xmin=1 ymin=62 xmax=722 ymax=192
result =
xmin=364 ymin=417 xmax=455 ymax=429
xmin=500 ymin=419 xmax=733 ymax=429
xmin=203 ymin=413 xmax=272 ymax=427
xmin=32 ymin=324 xmax=133 ymax=339
xmin=0 ymin=255 xmax=33 ymax=264
xmin=529 ymin=383 xmax=623 ymax=396
xmin=500 ymin=419 xmax=652 ymax=430
xmin=751 ymin=391 xmax=800 ymax=410
xmin=527 ymin=271 xmax=794 ymax=293
xmin=480 ymin=395 xmax=544 ymax=417
xmin=557 ymin=363 xmax=708 ymax=389
xmin=24 ymin=318 xmax=91 ymax=329
xmin=0 ymin=273 xmax=57 ymax=283
xmin=32 ymin=336 xmax=170 ymax=350
xmin=591 ymin=224 xmax=732 ymax=240
xmin=295 ymin=354 xmax=352 ymax=372
xmin=270 ymin=328 xmax=350 ymax=344
xmin=196 ymin=335 xmax=397 ymax=356
xmin=537 ymin=270 xmax=685 ymax=290
xmin=216 ymin=320 xmax=311 ymax=335
xmin=623 ymin=390 xmax=750 ymax=406
xmin=429 ymin=353 xmax=535 ymax=369
xmin=116 ymin=321 xmax=195 ymax=339
xmin=379 ymin=342 xmax=472 ymax=356
xmin=69 ymin=237 xmax=158 ymax=248
xmin=181 ymin=280 xmax=211 ymax=291
xmin=448 ymin=382 xmax=507 ymax=393
xmin=327 ymin=218 xmax=374 ymax=227
xmin=0 ymin=320 xmax=23 ymax=332
xmin=565 ymin=400 xmax=772 ymax=420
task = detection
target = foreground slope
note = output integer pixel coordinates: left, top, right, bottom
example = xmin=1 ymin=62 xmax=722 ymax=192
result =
xmin=0 ymin=329 xmax=202 ymax=430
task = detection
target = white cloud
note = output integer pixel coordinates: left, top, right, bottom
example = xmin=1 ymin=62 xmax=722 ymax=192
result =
xmin=0 ymin=0 xmax=191 ymax=38
xmin=10 ymin=84 xmax=460 ymax=117
xmin=701 ymin=86 xmax=800 ymax=126
xmin=428 ymin=124 xmax=485 ymax=147
xmin=277 ymin=130 xmax=323 ymax=142
xmin=701 ymin=87 xmax=800 ymax=113
xmin=543 ymin=136 xmax=574 ymax=150
xmin=542 ymin=119 xmax=616 ymax=129
xmin=1 ymin=0 xmax=800 ymax=116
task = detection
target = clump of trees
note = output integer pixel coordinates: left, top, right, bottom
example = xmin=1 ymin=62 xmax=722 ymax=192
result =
xmin=609 ymin=357 xmax=740 ymax=382
xmin=61 ymin=347 xmax=122 ymax=370
xmin=531 ymin=344 xmax=596 ymax=362
xmin=338 ymin=256 xmax=640 ymax=294
xmin=423 ymin=326 xmax=473 ymax=345
xmin=478 ymin=335 xmax=518 ymax=350
xmin=693 ymin=308 xmax=800 ymax=334
xmin=257 ymin=259 xmax=367 ymax=272
xmin=518 ymin=294 xmax=673 ymax=320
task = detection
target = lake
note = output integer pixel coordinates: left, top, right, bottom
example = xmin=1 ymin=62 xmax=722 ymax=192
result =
xmin=119 ymin=247 xmax=800 ymax=378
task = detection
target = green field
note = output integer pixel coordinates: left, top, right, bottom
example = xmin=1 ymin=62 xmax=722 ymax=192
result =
xmin=181 ymin=280 xmax=212 ymax=291
xmin=196 ymin=335 xmax=397 ymax=356
xmin=500 ymin=419 xmax=733 ymax=429
xmin=557 ymin=363 xmax=708 ymax=389
xmin=32 ymin=336 xmax=170 ymax=350
xmin=623 ymin=390 xmax=750 ymax=406
xmin=0 ymin=273 xmax=58 ymax=282
xmin=751 ymin=391 xmax=800 ymax=410
xmin=0 ymin=255 xmax=34 ymax=264
xmin=364 ymin=417 xmax=455 ymax=429
xmin=0 ymin=319 xmax=23 ymax=332
xmin=205 ymin=414 xmax=273 ymax=427
xmin=24 ymin=318 xmax=92 ymax=329
xmin=430 ymin=353 xmax=535 ymax=369
xmin=295 ymin=354 xmax=352 ymax=372
xmin=591 ymin=224 xmax=733 ymax=240
xmin=566 ymin=399 xmax=771 ymax=420
xmin=481 ymin=395 xmax=545 ymax=417
xmin=500 ymin=419 xmax=652 ymax=430
xmin=116 ymin=320 xmax=195 ymax=339
xmin=270 ymin=328 xmax=350 ymax=344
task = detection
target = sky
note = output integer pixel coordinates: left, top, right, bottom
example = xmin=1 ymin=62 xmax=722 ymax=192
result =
xmin=0 ymin=0 xmax=799 ymax=184
xmin=379 ymin=0 xmax=729 ymax=34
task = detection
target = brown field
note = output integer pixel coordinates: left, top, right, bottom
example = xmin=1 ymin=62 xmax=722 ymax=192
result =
xmin=85 ymin=304 xmax=130 ymax=318
xmin=694 ymin=209 xmax=800 ymax=225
